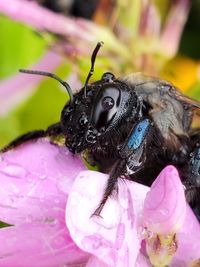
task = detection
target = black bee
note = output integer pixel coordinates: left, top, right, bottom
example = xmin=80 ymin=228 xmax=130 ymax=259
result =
xmin=1 ymin=42 xmax=200 ymax=221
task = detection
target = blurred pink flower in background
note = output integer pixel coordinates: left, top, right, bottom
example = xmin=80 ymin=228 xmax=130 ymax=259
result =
xmin=0 ymin=139 xmax=199 ymax=266
xmin=0 ymin=50 xmax=62 ymax=117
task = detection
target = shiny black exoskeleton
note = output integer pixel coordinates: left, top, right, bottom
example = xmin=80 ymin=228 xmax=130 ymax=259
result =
xmin=2 ymin=42 xmax=200 ymax=221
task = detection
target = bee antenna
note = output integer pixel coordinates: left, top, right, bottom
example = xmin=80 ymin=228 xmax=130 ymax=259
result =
xmin=84 ymin=41 xmax=104 ymax=98
xmin=19 ymin=69 xmax=74 ymax=104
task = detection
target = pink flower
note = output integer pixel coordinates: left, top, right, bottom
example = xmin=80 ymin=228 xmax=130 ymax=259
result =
xmin=0 ymin=139 xmax=89 ymax=267
xmin=66 ymin=169 xmax=149 ymax=266
xmin=0 ymin=139 xmax=199 ymax=266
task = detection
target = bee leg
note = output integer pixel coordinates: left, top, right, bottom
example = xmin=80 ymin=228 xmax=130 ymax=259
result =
xmin=46 ymin=122 xmax=62 ymax=135
xmin=92 ymin=159 xmax=125 ymax=217
xmin=91 ymin=122 xmax=151 ymax=217
xmin=192 ymin=196 xmax=200 ymax=221
xmin=183 ymin=145 xmax=200 ymax=222
xmin=1 ymin=122 xmax=61 ymax=152
xmin=186 ymin=188 xmax=200 ymax=221
xmin=92 ymin=119 xmax=152 ymax=217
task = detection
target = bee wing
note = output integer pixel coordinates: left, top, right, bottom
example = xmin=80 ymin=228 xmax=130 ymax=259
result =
xmin=121 ymin=72 xmax=173 ymax=100
xmin=171 ymin=89 xmax=200 ymax=110
xmin=121 ymin=73 xmax=200 ymax=149
xmin=122 ymin=72 xmax=200 ymax=111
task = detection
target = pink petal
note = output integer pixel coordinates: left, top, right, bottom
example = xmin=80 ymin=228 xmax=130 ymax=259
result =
xmin=0 ymin=222 xmax=89 ymax=267
xmin=142 ymin=165 xmax=186 ymax=234
xmin=66 ymin=170 xmax=149 ymax=267
xmin=0 ymin=0 xmax=94 ymax=43
xmin=172 ymin=206 xmax=200 ymax=266
xmin=135 ymin=253 xmax=151 ymax=267
xmin=0 ymin=138 xmax=86 ymax=225
xmin=0 ymin=0 xmax=128 ymax=57
xmin=86 ymin=256 xmax=110 ymax=267
xmin=160 ymin=0 xmax=191 ymax=57
xmin=139 ymin=2 xmax=161 ymax=38
xmin=85 ymin=253 xmax=152 ymax=267
xmin=0 ymin=139 xmax=89 ymax=266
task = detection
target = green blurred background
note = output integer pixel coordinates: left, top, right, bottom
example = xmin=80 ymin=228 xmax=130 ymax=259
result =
xmin=0 ymin=0 xmax=200 ymax=148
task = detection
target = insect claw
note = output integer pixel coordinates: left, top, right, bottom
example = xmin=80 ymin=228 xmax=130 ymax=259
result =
xmin=91 ymin=204 xmax=105 ymax=218
xmin=90 ymin=212 xmax=103 ymax=219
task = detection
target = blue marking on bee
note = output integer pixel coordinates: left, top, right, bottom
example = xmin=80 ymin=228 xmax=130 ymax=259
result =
xmin=127 ymin=119 xmax=150 ymax=150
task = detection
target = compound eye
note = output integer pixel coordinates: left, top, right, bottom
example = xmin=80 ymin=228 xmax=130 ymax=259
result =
xmin=101 ymin=96 xmax=115 ymax=110
xmin=91 ymin=86 xmax=121 ymax=131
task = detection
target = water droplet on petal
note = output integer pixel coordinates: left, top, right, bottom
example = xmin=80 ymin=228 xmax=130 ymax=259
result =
xmin=1 ymin=164 xmax=27 ymax=179
xmin=140 ymin=227 xmax=153 ymax=239
xmin=39 ymin=174 xmax=47 ymax=180
xmin=45 ymin=217 xmax=58 ymax=226
xmin=158 ymin=208 xmax=169 ymax=217
xmin=146 ymin=229 xmax=153 ymax=239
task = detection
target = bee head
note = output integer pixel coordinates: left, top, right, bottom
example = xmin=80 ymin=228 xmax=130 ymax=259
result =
xmin=61 ymin=72 xmax=133 ymax=153
xmin=19 ymin=42 xmax=135 ymax=154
